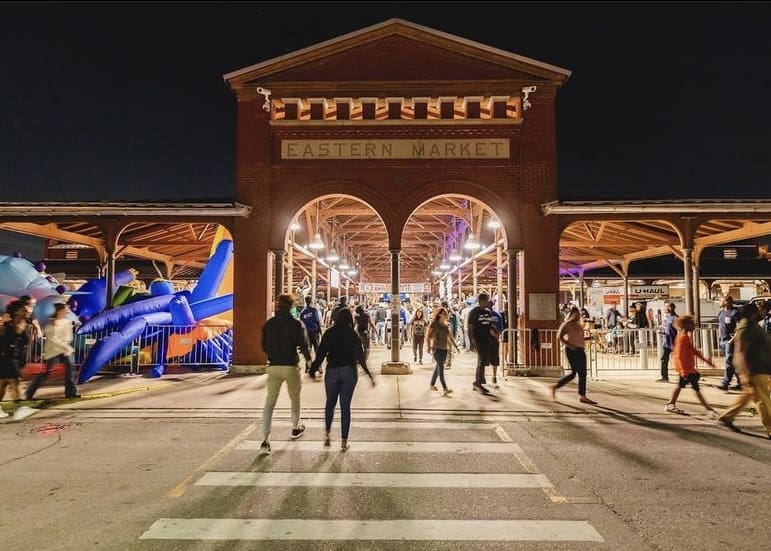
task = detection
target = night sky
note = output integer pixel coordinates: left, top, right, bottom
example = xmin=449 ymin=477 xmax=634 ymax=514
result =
xmin=2 ymin=2 xmax=769 ymax=203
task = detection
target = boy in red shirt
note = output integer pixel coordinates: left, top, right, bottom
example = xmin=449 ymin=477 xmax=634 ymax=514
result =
xmin=665 ymin=314 xmax=719 ymax=417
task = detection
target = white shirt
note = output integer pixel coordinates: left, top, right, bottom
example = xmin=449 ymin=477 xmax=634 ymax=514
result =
xmin=43 ymin=318 xmax=75 ymax=360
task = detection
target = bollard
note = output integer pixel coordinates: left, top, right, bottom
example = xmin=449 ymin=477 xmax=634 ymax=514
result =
xmin=638 ymin=330 xmax=648 ymax=368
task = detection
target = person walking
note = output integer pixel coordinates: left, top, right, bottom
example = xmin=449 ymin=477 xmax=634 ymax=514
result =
xmin=259 ymin=293 xmax=312 ymax=454
xmin=467 ymin=292 xmax=496 ymax=395
xmin=25 ymin=303 xmax=80 ymax=400
xmin=426 ymin=307 xmax=460 ymax=396
xmin=310 ymin=308 xmax=375 ymax=450
xmin=657 ymin=302 xmax=678 ymax=382
xmin=354 ymin=304 xmax=377 ymax=360
xmin=0 ymin=300 xmax=38 ymax=420
xmin=717 ymin=302 xmax=771 ymax=438
xmin=664 ymin=314 xmax=718 ymax=416
xmin=717 ymin=296 xmax=741 ymax=391
xmin=552 ymin=306 xmax=597 ymax=404
xmin=408 ymin=307 xmax=428 ymax=364
xmin=299 ymin=295 xmax=322 ymax=361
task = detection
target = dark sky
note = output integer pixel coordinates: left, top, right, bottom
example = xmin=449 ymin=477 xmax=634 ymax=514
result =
xmin=1 ymin=1 xmax=769 ymax=202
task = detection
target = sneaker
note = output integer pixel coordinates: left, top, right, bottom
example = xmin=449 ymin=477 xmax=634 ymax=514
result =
xmin=429 ymin=385 xmax=439 ymax=391
xmin=472 ymin=384 xmax=491 ymax=395
xmin=730 ymin=384 xmax=742 ymax=391
xmin=259 ymin=440 xmax=271 ymax=454
xmin=0 ymin=409 xmax=8 ymax=419
xmin=717 ymin=384 xmax=729 ymax=391
xmin=655 ymin=378 xmax=669 ymax=383
xmin=443 ymin=388 xmax=453 ymax=396
xmin=665 ymin=403 xmax=684 ymax=414
xmin=707 ymin=409 xmax=720 ymax=420
xmin=579 ymin=396 xmax=597 ymax=405
xmin=323 ymin=435 xmax=331 ymax=448
xmin=12 ymin=406 xmax=39 ymax=421
xmin=290 ymin=424 xmax=306 ymax=440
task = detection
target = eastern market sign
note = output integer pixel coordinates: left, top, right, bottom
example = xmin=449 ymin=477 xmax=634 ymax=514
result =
xmin=281 ymin=139 xmax=510 ymax=160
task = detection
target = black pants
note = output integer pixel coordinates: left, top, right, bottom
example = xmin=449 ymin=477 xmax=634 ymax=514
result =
xmin=556 ymin=347 xmax=587 ymax=396
xmin=660 ymin=347 xmax=672 ymax=379
xmin=26 ymin=354 xmax=78 ymax=399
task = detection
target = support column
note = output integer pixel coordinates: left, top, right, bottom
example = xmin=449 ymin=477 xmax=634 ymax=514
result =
xmin=472 ymin=259 xmax=478 ymax=298
xmin=496 ymin=240 xmax=503 ymax=313
xmin=272 ymin=249 xmax=285 ymax=308
xmin=105 ymin=248 xmax=116 ymax=310
xmin=311 ymin=258 xmax=317 ymax=303
xmin=506 ymin=249 xmax=520 ymax=370
xmin=683 ymin=248 xmax=693 ymax=314
xmin=382 ymin=249 xmax=409 ymax=374
xmin=692 ymin=262 xmax=701 ymax=324
xmin=286 ymin=234 xmax=294 ymax=294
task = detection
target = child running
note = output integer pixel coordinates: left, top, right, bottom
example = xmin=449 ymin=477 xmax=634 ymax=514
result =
xmin=665 ymin=314 xmax=719 ymax=417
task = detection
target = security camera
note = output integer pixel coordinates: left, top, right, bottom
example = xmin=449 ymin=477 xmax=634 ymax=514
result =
xmin=256 ymin=86 xmax=271 ymax=96
xmin=522 ymin=86 xmax=537 ymax=94
xmin=255 ymin=87 xmax=272 ymax=112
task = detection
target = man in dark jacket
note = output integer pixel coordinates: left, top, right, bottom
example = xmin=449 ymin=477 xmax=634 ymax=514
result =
xmin=657 ymin=302 xmax=678 ymax=382
xmin=259 ymin=293 xmax=312 ymax=454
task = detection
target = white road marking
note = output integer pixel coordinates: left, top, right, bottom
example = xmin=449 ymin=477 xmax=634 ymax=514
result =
xmin=237 ymin=440 xmax=522 ymax=454
xmin=140 ymin=519 xmax=604 ymax=541
xmin=195 ymin=471 xmax=553 ymax=488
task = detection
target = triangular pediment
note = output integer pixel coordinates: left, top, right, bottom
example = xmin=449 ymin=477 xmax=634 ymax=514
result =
xmin=225 ymin=19 xmax=570 ymax=92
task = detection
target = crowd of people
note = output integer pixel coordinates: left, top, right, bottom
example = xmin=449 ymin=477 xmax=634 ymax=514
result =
xmin=258 ymin=291 xmax=511 ymax=450
xmin=0 ymin=296 xmax=80 ymax=421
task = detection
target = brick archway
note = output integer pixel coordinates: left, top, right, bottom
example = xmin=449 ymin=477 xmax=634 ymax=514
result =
xmin=227 ymin=19 xmax=569 ymax=367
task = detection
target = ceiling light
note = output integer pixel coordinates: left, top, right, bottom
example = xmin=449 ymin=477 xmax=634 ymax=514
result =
xmin=449 ymin=248 xmax=462 ymax=261
xmin=309 ymin=232 xmax=325 ymax=250
xmin=487 ymin=218 xmax=501 ymax=229
xmin=290 ymin=220 xmax=301 ymax=231
xmin=326 ymin=248 xmax=340 ymax=262
xmin=464 ymin=233 xmax=481 ymax=250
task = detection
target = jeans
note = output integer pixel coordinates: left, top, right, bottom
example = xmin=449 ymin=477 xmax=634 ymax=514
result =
xmin=261 ymin=365 xmax=302 ymax=441
xmin=721 ymin=341 xmax=739 ymax=386
xmin=431 ymin=349 xmax=448 ymax=390
xmin=556 ymin=347 xmax=587 ymax=396
xmin=26 ymin=354 xmax=78 ymax=399
xmin=376 ymin=321 xmax=386 ymax=345
xmin=660 ymin=347 xmax=672 ymax=379
xmin=324 ymin=365 xmax=358 ymax=439
xmin=412 ymin=336 xmax=424 ymax=362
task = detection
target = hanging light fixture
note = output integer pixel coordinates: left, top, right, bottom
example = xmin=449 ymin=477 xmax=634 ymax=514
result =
xmin=338 ymin=235 xmax=349 ymax=270
xmin=290 ymin=219 xmax=301 ymax=231
xmin=464 ymin=201 xmax=481 ymax=250
xmin=308 ymin=202 xmax=325 ymax=250
xmin=487 ymin=217 xmax=501 ymax=229
xmin=326 ymin=216 xmax=339 ymax=262
xmin=464 ymin=232 xmax=481 ymax=250
xmin=449 ymin=248 xmax=462 ymax=261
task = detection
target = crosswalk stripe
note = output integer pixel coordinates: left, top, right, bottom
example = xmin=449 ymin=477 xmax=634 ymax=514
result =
xmin=195 ymin=471 xmax=553 ymax=488
xmin=267 ymin=421 xmax=500 ymax=430
xmin=237 ymin=440 xmax=523 ymax=454
xmin=140 ymin=519 xmax=604 ymax=541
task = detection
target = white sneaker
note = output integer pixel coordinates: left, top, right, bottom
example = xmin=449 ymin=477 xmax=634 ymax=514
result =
xmin=0 ymin=409 xmax=9 ymax=418
xmin=665 ymin=403 xmax=684 ymax=414
xmin=13 ymin=406 xmax=39 ymax=421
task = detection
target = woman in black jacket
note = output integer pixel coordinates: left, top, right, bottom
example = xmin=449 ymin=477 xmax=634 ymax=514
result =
xmin=311 ymin=308 xmax=375 ymax=450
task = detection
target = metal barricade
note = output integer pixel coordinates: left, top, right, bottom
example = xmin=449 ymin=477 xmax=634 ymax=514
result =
xmin=66 ymin=324 xmax=233 ymax=376
xmin=585 ymin=326 xmax=721 ymax=377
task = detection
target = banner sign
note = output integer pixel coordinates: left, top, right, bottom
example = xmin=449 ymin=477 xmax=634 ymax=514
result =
xmin=361 ymin=282 xmax=428 ymax=294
